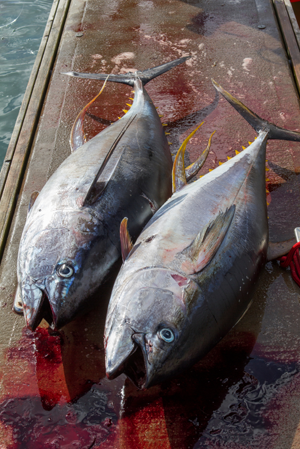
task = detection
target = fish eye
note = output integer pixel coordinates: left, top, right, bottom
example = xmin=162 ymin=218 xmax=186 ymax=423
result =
xmin=158 ymin=328 xmax=174 ymax=343
xmin=57 ymin=263 xmax=74 ymax=278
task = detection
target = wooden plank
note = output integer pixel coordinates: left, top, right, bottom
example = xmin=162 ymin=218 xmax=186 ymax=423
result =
xmin=0 ymin=0 xmax=71 ymax=261
xmin=273 ymin=0 xmax=300 ymax=93
xmin=284 ymin=0 xmax=300 ymax=47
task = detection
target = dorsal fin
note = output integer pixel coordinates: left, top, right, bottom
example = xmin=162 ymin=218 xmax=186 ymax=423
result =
xmin=28 ymin=191 xmax=39 ymax=214
xmin=82 ymin=112 xmax=137 ymax=206
xmin=182 ymin=205 xmax=235 ymax=274
xmin=120 ymin=218 xmax=133 ymax=262
xmin=172 ymin=122 xmax=204 ymax=193
xmin=70 ymin=76 xmax=109 ymax=152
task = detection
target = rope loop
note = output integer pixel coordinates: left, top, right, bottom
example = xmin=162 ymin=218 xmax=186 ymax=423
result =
xmin=280 ymin=242 xmax=300 ymax=287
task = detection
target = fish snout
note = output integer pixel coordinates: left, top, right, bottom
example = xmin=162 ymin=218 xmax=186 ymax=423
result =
xmin=105 ymin=323 xmax=136 ymax=380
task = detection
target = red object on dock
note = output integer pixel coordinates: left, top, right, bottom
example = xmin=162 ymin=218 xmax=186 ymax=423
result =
xmin=280 ymin=242 xmax=300 ymax=286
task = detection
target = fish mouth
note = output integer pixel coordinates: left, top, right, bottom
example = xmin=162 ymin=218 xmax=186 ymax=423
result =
xmin=105 ymin=330 xmax=149 ymax=389
xmin=123 ymin=343 xmax=148 ymax=389
xmin=23 ymin=287 xmax=56 ymax=331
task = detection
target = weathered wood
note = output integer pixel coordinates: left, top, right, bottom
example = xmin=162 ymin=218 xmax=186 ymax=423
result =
xmin=284 ymin=0 xmax=300 ymax=48
xmin=273 ymin=0 xmax=300 ymax=93
xmin=0 ymin=0 xmax=71 ymax=261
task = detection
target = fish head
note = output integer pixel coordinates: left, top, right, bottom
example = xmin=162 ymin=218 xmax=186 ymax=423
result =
xmin=105 ymin=267 xmax=201 ymax=389
xmin=18 ymin=210 xmax=116 ymax=330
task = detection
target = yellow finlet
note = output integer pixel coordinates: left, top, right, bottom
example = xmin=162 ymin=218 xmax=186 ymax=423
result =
xmin=168 ymin=142 xmax=172 ymax=145
xmin=159 ymin=114 xmax=163 ymax=118
xmin=242 ymin=146 xmax=246 ymax=150
xmin=266 ymin=178 xmax=270 ymax=182
xmin=235 ymin=150 xmax=240 ymax=155
xmin=209 ymin=168 xmax=213 ymax=172
xmin=219 ymin=161 xmax=223 ymax=166
xmin=129 ymin=97 xmax=134 ymax=101
xmin=126 ymin=104 xmax=132 ymax=108
xmin=118 ymin=117 xmax=121 ymax=120
xmin=227 ymin=156 xmax=232 ymax=160
xmin=131 ymin=90 xmax=135 ymax=93
xmin=162 ymin=124 xmax=168 ymax=127
xmin=123 ymin=109 xmax=128 ymax=114
xmin=200 ymin=175 xmax=204 ymax=178
xmin=267 ymin=202 xmax=270 ymax=206
xmin=265 ymin=167 xmax=269 ymax=171
xmin=248 ymin=141 xmax=252 ymax=145
xmin=165 ymin=132 xmax=170 ymax=135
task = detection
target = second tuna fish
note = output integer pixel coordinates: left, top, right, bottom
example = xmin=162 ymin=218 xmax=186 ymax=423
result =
xmin=104 ymin=80 xmax=300 ymax=389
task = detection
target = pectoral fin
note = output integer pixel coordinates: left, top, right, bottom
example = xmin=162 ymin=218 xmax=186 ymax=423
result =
xmin=267 ymin=238 xmax=296 ymax=261
xmin=13 ymin=285 xmax=23 ymax=315
xmin=28 ymin=191 xmax=39 ymax=214
xmin=183 ymin=205 xmax=235 ymax=273
xmin=82 ymin=113 xmax=137 ymax=206
xmin=120 ymin=218 xmax=133 ymax=262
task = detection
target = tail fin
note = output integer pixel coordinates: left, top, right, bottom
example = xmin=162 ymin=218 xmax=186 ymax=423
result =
xmin=212 ymin=79 xmax=300 ymax=142
xmin=62 ymin=56 xmax=190 ymax=87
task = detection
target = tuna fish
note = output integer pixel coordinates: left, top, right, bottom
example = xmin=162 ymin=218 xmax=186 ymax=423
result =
xmin=15 ymin=57 xmax=210 ymax=330
xmin=104 ymin=80 xmax=300 ymax=389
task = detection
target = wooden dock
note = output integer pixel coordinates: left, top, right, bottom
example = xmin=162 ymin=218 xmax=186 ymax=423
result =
xmin=1 ymin=0 xmax=300 ymax=446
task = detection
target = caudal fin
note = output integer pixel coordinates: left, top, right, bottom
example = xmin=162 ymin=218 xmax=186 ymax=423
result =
xmin=212 ymin=79 xmax=300 ymax=142
xmin=62 ymin=56 xmax=190 ymax=86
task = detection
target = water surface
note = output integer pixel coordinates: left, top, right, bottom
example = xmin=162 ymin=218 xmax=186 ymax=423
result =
xmin=0 ymin=0 xmax=53 ymax=168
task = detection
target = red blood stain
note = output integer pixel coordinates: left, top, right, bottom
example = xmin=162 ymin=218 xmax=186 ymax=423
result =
xmin=0 ymin=325 xmax=300 ymax=448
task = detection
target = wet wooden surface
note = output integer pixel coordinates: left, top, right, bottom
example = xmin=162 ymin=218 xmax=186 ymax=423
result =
xmin=1 ymin=0 xmax=300 ymax=447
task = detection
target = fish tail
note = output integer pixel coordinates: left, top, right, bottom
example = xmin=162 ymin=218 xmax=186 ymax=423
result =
xmin=212 ymin=79 xmax=300 ymax=142
xmin=62 ymin=56 xmax=190 ymax=86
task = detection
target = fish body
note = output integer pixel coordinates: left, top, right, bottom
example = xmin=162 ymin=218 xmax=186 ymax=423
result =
xmin=17 ymin=58 xmax=189 ymax=330
xmin=104 ymin=81 xmax=300 ymax=389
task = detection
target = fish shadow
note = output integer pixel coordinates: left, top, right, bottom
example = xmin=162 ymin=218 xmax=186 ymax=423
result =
xmin=34 ymin=264 xmax=121 ymax=408
xmin=179 ymin=0 xmax=278 ymax=39
xmin=267 ymin=161 xmax=300 ymax=241
xmin=60 ymin=268 xmax=121 ymax=401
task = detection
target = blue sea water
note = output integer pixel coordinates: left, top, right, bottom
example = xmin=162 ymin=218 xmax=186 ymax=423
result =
xmin=0 ymin=0 xmax=53 ymax=169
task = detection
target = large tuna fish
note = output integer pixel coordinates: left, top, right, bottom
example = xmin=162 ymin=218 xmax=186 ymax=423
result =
xmin=16 ymin=57 xmax=209 ymax=330
xmin=104 ymin=80 xmax=299 ymax=389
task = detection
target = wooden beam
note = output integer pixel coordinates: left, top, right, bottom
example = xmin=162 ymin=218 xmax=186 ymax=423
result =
xmin=273 ymin=0 xmax=300 ymax=94
xmin=284 ymin=0 xmax=300 ymax=47
xmin=0 ymin=0 xmax=71 ymax=261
